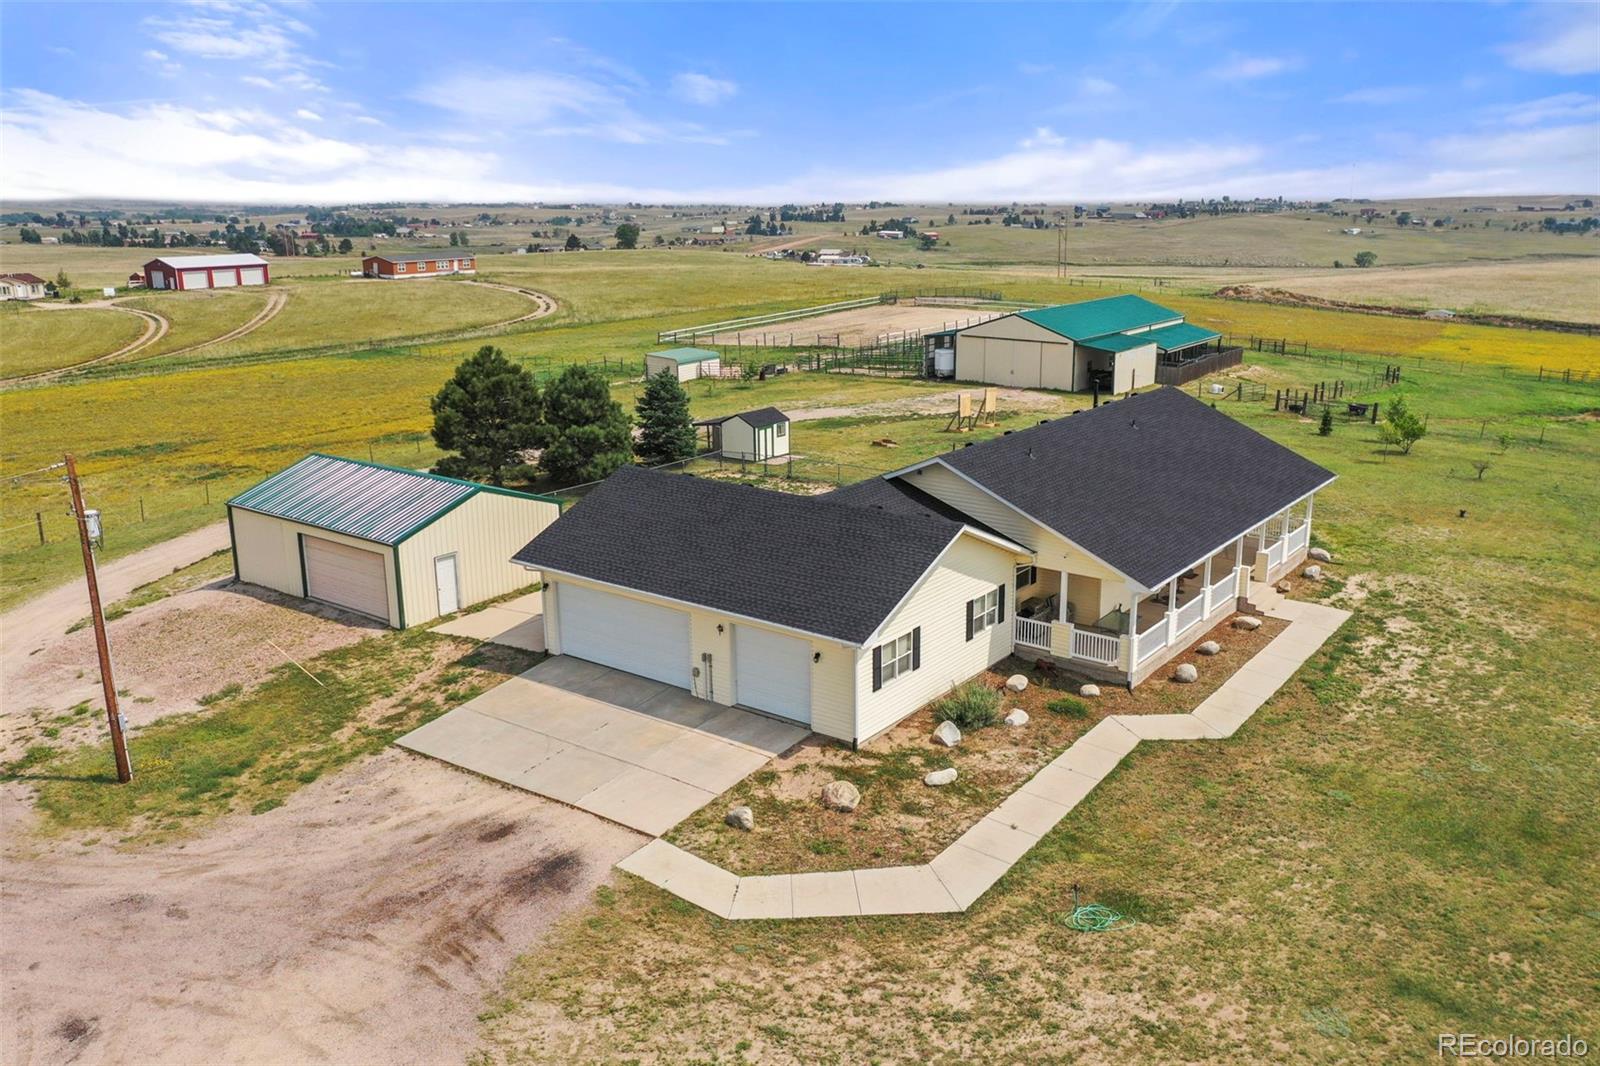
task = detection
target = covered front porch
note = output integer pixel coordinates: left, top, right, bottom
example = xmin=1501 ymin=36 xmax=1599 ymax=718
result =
xmin=1009 ymin=491 xmax=1317 ymax=683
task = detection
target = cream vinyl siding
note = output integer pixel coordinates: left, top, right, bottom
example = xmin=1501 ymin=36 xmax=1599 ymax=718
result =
xmin=1112 ymin=343 xmax=1158 ymax=394
xmin=231 ymin=507 xmax=401 ymax=627
xmin=539 ymin=573 xmax=857 ymax=741
xmin=395 ymin=490 xmax=557 ymax=627
xmin=898 ymin=463 xmax=1140 ymax=623
xmin=853 ymin=533 xmax=1019 ymax=744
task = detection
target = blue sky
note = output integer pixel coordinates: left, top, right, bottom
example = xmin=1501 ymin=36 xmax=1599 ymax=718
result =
xmin=3 ymin=1 xmax=1597 ymax=203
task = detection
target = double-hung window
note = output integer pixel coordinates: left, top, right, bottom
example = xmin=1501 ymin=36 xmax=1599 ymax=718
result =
xmin=1015 ymin=563 xmax=1036 ymax=590
xmin=966 ymin=583 xmax=1006 ymax=640
xmin=872 ymin=628 xmax=920 ymax=690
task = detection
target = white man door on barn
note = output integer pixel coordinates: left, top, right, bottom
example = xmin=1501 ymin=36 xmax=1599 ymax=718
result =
xmin=435 ymin=554 xmax=460 ymax=616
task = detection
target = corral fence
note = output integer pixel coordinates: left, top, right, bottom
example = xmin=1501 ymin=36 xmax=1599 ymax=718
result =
xmin=1218 ymin=333 xmax=1600 ymax=389
xmin=1154 ymin=345 xmax=1243 ymax=387
xmin=654 ymin=289 xmax=1012 ymax=345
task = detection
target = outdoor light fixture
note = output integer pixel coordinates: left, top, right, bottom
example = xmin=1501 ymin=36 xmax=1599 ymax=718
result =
xmin=717 ymin=623 xmax=724 ymax=634
xmin=812 ymin=651 xmax=821 ymax=664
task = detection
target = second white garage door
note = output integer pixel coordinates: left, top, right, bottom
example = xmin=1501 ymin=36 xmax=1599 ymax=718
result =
xmin=303 ymin=535 xmax=389 ymax=619
xmin=733 ymin=624 xmax=812 ymax=725
xmin=558 ymin=583 xmax=691 ymax=688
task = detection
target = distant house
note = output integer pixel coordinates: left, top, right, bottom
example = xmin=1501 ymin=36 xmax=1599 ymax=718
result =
xmin=361 ymin=253 xmax=477 ymax=279
xmin=695 ymin=407 xmax=790 ymax=461
xmin=0 ymin=273 xmax=48 ymax=300
xmin=645 ymin=347 xmax=721 ymax=382
xmin=127 ymin=271 xmax=146 ymax=288
xmin=876 ymin=230 xmax=905 ymax=239
xmin=142 ymin=253 xmax=270 ymax=291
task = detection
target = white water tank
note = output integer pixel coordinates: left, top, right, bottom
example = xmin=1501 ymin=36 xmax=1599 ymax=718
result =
xmin=933 ymin=347 xmax=956 ymax=377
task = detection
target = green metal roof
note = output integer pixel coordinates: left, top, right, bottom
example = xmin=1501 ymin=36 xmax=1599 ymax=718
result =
xmin=1017 ymin=294 xmax=1183 ymax=341
xmin=1139 ymin=322 xmax=1220 ymax=352
xmin=228 ymin=453 xmax=558 ymax=545
xmin=647 ymin=346 xmax=721 ymax=365
xmin=1080 ymin=332 xmax=1157 ymax=354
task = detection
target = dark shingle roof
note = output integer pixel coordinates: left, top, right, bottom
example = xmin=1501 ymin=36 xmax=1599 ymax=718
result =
xmin=693 ymin=406 xmax=787 ymax=428
xmin=828 ymin=476 xmax=1013 ymax=544
xmin=932 ymin=388 xmax=1335 ymax=588
xmin=513 ymin=465 xmax=962 ymax=644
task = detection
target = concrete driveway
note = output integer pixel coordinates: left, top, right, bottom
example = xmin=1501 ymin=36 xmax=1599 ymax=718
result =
xmin=397 ymin=657 xmax=807 ymax=835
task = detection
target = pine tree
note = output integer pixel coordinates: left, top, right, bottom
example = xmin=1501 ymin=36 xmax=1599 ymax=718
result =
xmin=430 ymin=346 xmax=541 ymax=485
xmin=1318 ymin=407 xmax=1333 ymax=436
xmin=634 ymin=369 xmax=697 ymax=465
xmin=538 ymin=364 xmax=632 ymax=484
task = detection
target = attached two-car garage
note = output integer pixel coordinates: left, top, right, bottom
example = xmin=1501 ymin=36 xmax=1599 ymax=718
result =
xmin=545 ymin=580 xmax=813 ymax=726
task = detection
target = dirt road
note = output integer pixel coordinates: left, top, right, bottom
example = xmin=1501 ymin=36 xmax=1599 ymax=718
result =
xmin=1 ymin=749 xmax=641 ymax=1065
xmin=0 ymin=521 xmax=230 ymax=681
xmin=3 ymin=304 xmax=168 ymax=385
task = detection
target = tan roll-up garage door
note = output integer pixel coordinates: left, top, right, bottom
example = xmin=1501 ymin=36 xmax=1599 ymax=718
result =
xmin=303 ymin=535 xmax=389 ymax=619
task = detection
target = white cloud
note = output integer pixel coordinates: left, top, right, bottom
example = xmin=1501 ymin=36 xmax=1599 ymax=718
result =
xmin=1020 ymin=127 xmax=1066 ymax=149
xmin=143 ymin=2 xmax=327 ymax=90
xmin=1485 ymin=93 xmax=1600 ymax=127
xmin=672 ymin=72 xmax=737 ymax=105
xmin=1501 ymin=17 xmax=1600 ymax=75
xmin=415 ymin=68 xmax=736 ymax=144
xmin=143 ymin=49 xmax=168 ymax=62
xmin=1210 ymin=55 xmax=1299 ymax=81
xmin=1332 ymin=85 xmax=1424 ymax=105
xmin=295 ymin=108 xmax=322 ymax=122
xmin=1079 ymin=76 xmax=1119 ymax=98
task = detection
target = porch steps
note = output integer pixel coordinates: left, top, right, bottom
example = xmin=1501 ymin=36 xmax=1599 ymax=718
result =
xmin=1242 ymin=579 xmax=1284 ymax=615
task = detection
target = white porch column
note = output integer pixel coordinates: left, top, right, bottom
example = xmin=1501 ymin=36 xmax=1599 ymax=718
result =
xmin=1058 ymin=571 xmax=1068 ymax=622
xmin=1280 ymin=507 xmax=1292 ymax=539
xmin=1202 ymin=555 xmax=1214 ymax=613
xmin=1164 ymin=577 xmax=1178 ymax=645
xmin=1304 ymin=495 xmax=1314 ymax=536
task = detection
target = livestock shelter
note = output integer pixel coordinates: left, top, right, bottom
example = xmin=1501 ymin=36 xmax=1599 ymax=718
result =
xmin=142 ymin=254 xmax=270 ymax=291
xmin=695 ymin=407 xmax=791 ymax=460
xmin=361 ymin=253 xmax=477 ymax=279
xmin=950 ymin=294 xmax=1224 ymax=396
xmin=645 ymin=346 xmax=722 ymax=382
xmin=228 ymin=454 xmax=560 ymax=628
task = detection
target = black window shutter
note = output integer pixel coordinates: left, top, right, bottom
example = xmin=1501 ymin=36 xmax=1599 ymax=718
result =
xmin=911 ymin=627 xmax=921 ymax=670
xmin=965 ymin=599 xmax=975 ymax=641
xmin=997 ymin=583 xmax=1006 ymax=623
xmin=872 ymin=644 xmax=883 ymax=691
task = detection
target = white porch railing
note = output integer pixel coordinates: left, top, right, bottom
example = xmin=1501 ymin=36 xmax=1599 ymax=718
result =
xmin=1266 ymin=538 xmax=1286 ymax=571
xmin=1071 ymin=627 xmax=1122 ymax=666
xmin=1286 ymin=522 xmax=1309 ymax=556
xmin=1135 ymin=623 xmax=1168 ymax=665
xmin=1174 ymin=596 xmax=1205 ymax=636
xmin=1207 ymin=569 xmax=1238 ymax=608
xmin=1014 ymin=616 xmax=1052 ymax=649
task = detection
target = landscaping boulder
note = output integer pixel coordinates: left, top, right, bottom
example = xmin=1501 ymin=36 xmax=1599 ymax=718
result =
xmin=1233 ymin=615 xmax=1262 ymax=631
xmin=933 ymin=720 xmax=962 ymax=747
xmin=1303 ymin=565 xmax=1323 ymax=580
xmin=1308 ymin=547 xmax=1332 ymax=563
xmin=725 ymin=806 xmax=754 ymax=831
xmin=820 ymin=780 xmax=861 ymax=813
xmin=1005 ymin=674 xmax=1029 ymax=693
xmin=1004 ymin=708 xmax=1030 ymax=727
xmin=924 ymin=767 xmax=958 ymax=787
xmin=1174 ymin=663 xmax=1199 ymax=683
xmin=1079 ymin=683 xmax=1101 ymax=698
xmin=1196 ymin=640 xmax=1221 ymax=656
xmin=1275 ymin=579 xmax=1292 ymax=594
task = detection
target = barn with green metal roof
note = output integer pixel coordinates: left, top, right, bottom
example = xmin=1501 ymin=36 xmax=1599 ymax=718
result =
xmin=227 ymin=453 xmax=561 ymax=627
xmin=949 ymin=293 xmax=1228 ymax=396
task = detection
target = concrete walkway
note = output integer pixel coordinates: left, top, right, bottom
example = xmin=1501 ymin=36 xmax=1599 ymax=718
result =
xmin=431 ymin=591 xmax=545 ymax=651
xmin=617 ymin=598 xmax=1351 ymax=919
xmin=397 ymin=657 xmax=807 ymax=835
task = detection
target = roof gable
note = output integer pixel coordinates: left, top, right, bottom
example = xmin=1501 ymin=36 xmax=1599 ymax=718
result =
xmin=935 ymin=388 xmax=1335 ymax=587
xmin=514 ymin=466 xmax=965 ymax=644
xmin=1018 ymin=294 xmax=1183 ymax=341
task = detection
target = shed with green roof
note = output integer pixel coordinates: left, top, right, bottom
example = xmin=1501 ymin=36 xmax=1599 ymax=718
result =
xmin=646 ymin=346 xmax=723 ymax=382
xmin=228 ymin=453 xmax=561 ymax=628
xmin=950 ymin=293 xmax=1222 ymax=396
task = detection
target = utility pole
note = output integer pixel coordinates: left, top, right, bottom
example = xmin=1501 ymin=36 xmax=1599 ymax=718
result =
xmin=64 ymin=454 xmax=132 ymax=783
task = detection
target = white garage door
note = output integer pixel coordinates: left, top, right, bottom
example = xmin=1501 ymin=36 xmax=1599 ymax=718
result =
xmin=558 ymin=582 xmax=690 ymax=688
xmin=734 ymin=624 xmax=812 ymax=725
xmin=212 ymin=269 xmax=237 ymax=287
xmin=240 ymin=267 xmax=266 ymax=285
xmin=303 ymin=535 xmax=389 ymax=620
xmin=181 ymin=269 xmax=210 ymax=290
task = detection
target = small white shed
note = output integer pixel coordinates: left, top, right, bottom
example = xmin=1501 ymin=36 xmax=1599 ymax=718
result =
xmin=696 ymin=407 xmax=790 ymax=461
xmin=227 ymin=454 xmax=561 ymax=628
xmin=645 ymin=347 xmax=722 ymax=382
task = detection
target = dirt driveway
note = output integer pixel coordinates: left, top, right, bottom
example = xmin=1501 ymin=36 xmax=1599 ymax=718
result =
xmin=1 ymin=748 xmax=642 ymax=1065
